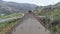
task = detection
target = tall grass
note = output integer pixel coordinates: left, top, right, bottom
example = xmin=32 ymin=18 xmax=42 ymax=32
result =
xmin=34 ymin=10 xmax=60 ymax=34
xmin=0 ymin=13 xmax=23 ymax=20
xmin=0 ymin=18 xmax=21 ymax=34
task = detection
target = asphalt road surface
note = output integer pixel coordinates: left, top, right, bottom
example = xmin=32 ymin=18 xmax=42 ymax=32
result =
xmin=12 ymin=13 xmax=51 ymax=34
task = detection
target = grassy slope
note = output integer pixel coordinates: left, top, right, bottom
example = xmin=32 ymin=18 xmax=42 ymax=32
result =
xmin=0 ymin=13 xmax=23 ymax=20
xmin=0 ymin=19 xmax=19 ymax=34
xmin=36 ymin=11 xmax=60 ymax=19
xmin=34 ymin=8 xmax=60 ymax=34
xmin=0 ymin=13 xmax=24 ymax=34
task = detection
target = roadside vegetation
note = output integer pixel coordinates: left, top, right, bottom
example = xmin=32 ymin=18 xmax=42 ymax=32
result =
xmin=34 ymin=3 xmax=60 ymax=34
xmin=0 ymin=13 xmax=24 ymax=34
xmin=0 ymin=13 xmax=23 ymax=20
xmin=0 ymin=18 xmax=18 ymax=34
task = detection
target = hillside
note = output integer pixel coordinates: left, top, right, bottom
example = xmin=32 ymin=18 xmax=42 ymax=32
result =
xmin=0 ymin=0 xmax=37 ymax=15
xmin=34 ymin=2 xmax=60 ymax=34
xmin=34 ymin=2 xmax=60 ymax=19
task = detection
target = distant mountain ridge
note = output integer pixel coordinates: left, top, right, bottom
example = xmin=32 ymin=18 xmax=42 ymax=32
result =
xmin=0 ymin=0 xmax=37 ymax=14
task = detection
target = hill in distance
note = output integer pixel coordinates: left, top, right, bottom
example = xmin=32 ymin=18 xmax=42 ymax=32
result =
xmin=34 ymin=2 xmax=60 ymax=19
xmin=0 ymin=0 xmax=37 ymax=15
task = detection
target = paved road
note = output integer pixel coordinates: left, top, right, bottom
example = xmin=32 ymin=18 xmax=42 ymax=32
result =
xmin=12 ymin=13 xmax=51 ymax=34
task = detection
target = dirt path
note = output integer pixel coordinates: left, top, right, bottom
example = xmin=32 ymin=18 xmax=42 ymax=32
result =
xmin=12 ymin=13 xmax=51 ymax=34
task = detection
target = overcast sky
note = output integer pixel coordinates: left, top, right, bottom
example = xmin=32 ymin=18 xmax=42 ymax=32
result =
xmin=3 ymin=0 xmax=60 ymax=6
